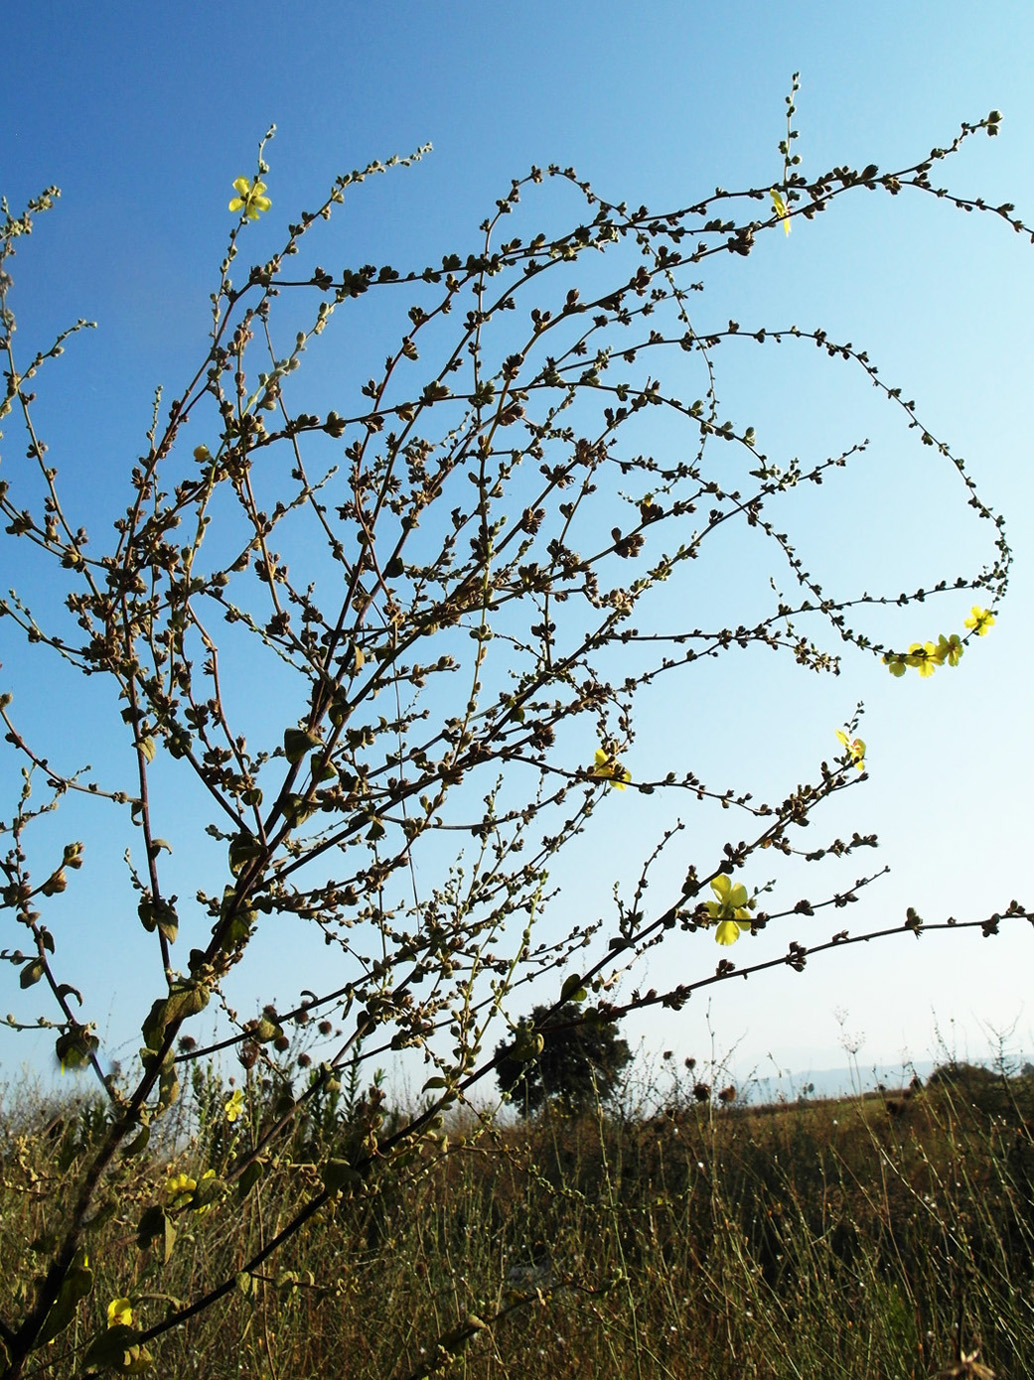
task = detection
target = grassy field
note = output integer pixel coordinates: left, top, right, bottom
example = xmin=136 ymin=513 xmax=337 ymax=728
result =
xmin=2 ymin=1059 xmax=1033 ymax=1378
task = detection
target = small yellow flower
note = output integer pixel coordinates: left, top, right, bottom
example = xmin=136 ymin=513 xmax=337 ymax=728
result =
xmin=907 ymin=642 xmax=939 ymax=678
xmin=932 ymin=632 xmax=964 ymax=667
xmin=705 ymin=874 xmax=755 ymax=946
xmin=770 ymin=187 xmax=791 ymax=235
xmin=835 ymin=729 xmax=866 ymax=770
xmin=228 ymin=177 xmax=271 ymax=221
xmin=167 ymin=1171 xmax=197 ymax=1199
xmin=107 ymin=1298 xmax=133 ymax=1329
xmin=883 ymin=653 xmax=908 ymax=677
xmin=964 ymin=605 xmax=995 ymax=637
xmin=224 ymin=1087 xmax=245 ymax=1122
xmin=590 ymin=747 xmax=631 ymax=790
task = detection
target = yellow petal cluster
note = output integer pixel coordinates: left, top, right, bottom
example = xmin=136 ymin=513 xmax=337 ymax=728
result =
xmin=166 ymin=1171 xmax=197 ymax=1197
xmin=963 ymin=605 xmax=995 ymax=636
xmin=704 ymin=875 xmax=755 ymax=945
xmin=590 ymin=747 xmax=631 ymax=790
xmin=224 ymin=1087 xmax=245 ymax=1122
xmin=770 ymin=188 xmax=791 ymax=235
xmin=883 ymin=613 xmax=988 ymax=679
xmin=228 ymin=177 xmax=271 ymax=220
xmin=835 ymin=729 xmax=866 ymax=771
xmin=107 ymin=1298 xmax=133 ymax=1328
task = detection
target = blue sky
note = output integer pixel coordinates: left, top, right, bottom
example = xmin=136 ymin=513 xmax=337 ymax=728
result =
xmin=3 ymin=2 xmax=1033 ymax=1091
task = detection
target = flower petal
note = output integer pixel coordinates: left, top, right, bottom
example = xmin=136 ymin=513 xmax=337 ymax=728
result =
xmin=770 ymin=188 xmax=791 ymax=235
xmin=107 ymin=1298 xmax=133 ymax=1328
xmin=710 ymin=875 xmax=731 ymax=902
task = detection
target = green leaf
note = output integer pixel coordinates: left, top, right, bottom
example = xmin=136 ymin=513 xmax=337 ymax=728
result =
xmin=158 ymin=1061 xmax=180 ymax=1111
xmin=36 ymin=1256 xmax=93 ymax=1346
xmin=138 ymin=898 xmax=178 ymax=942
xmin=192 ymin=1175 xmax=226 ymax=1208
xmin=120 ymin=1126 xmax=151 ymax=1158
xmin=284 ymin=728 xmax=321 ymax=764
xmin=162 ymin=1212 xmax=177 ymax=1265
xmin=237 ymin=1158 xmax=265 ymax=1201
xmin=55 ymin=1026 xmax=99 ymax=1071
xmin=136 ymin=1204 xmax=179 ymax=1263
xmin=171 ymin=979 xmax=209 ymax=1021
xmin=84 ymin=1325 xmax=154 ymax=1374
xmin=136 ymin=1204 xmax=167 ymax=1250
xmin=156 ymin=903 xmax=179 ymax=944
xmin=19 ymin=957 xmax=45 ymax=988
xmin=218 ymin=908 xmax=255 ymax=952
xmin=141 ymin=1001 xmax=169 ymax=1052
xmin=560 ymin=973 xmax=587 ymax=1004
xmin=136 ymin=736 xmax=156 ymax=763
xmin=283 ymin=793 xmax=318 ymax=826
xmin=322 ymin=1158 xmax=361 ymax=1194
xmin=510 ymin=1028 xmax=545 ymax=1062
xmin=228 ymin=832 xmax=263 ymax=875
xmin=142 ymin=982 xmax=210 ymax=1052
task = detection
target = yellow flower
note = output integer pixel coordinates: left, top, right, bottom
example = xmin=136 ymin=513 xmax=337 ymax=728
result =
xmin=167 ymin=1171 xmax=197 ymax=1199
xmin=591 ymin=747 xmax=631 ymax=790
xmin=224 ymin=1087 xmax=245 ymax=1122
xmin=932 ymin=632 xmax=964 ymax=667
xmin=883 ymin=653 xmax=907 ymax=677
xmin=107 ymin=1298 xmax=133 ymax=1328
xmin=907 ymin=642 xmax=939 ymax=677
xmin=770 ymin=188 xmax=791 ymax=235
xmin=228 ymin=177 xmax=271 ymax=221
xmin=964 ymin=606 xmax=995 ymax=637
xmin=835 ymin=729 xmax=866 ymax=770
xmin=705 ymin=874 xmax=754 ymax=945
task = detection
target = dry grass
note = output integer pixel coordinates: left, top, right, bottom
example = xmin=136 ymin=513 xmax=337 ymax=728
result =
xmin=2 ymin=1061 xmax=1033 ymax=1378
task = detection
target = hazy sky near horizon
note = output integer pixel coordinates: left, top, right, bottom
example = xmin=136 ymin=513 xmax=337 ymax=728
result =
xmin=3 ymin=2 xmax=1033 ymax=1090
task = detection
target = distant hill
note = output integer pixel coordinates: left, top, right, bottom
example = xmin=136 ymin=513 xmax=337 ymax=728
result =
xmin=746 ymin=1059 xmax=937 ymax=1106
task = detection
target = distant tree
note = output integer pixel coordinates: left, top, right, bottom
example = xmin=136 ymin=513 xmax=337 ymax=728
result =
xmin=495 ymin=1003 xmax=632 ymax=1115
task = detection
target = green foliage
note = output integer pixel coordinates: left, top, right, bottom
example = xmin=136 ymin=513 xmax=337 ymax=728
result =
xmin=495 ymin=1002 xmax=632 ymax=1115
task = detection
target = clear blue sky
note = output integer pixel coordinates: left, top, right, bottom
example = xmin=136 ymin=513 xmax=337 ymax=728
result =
xmin=3 ymin=1 xmax=1033 ymax=1092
